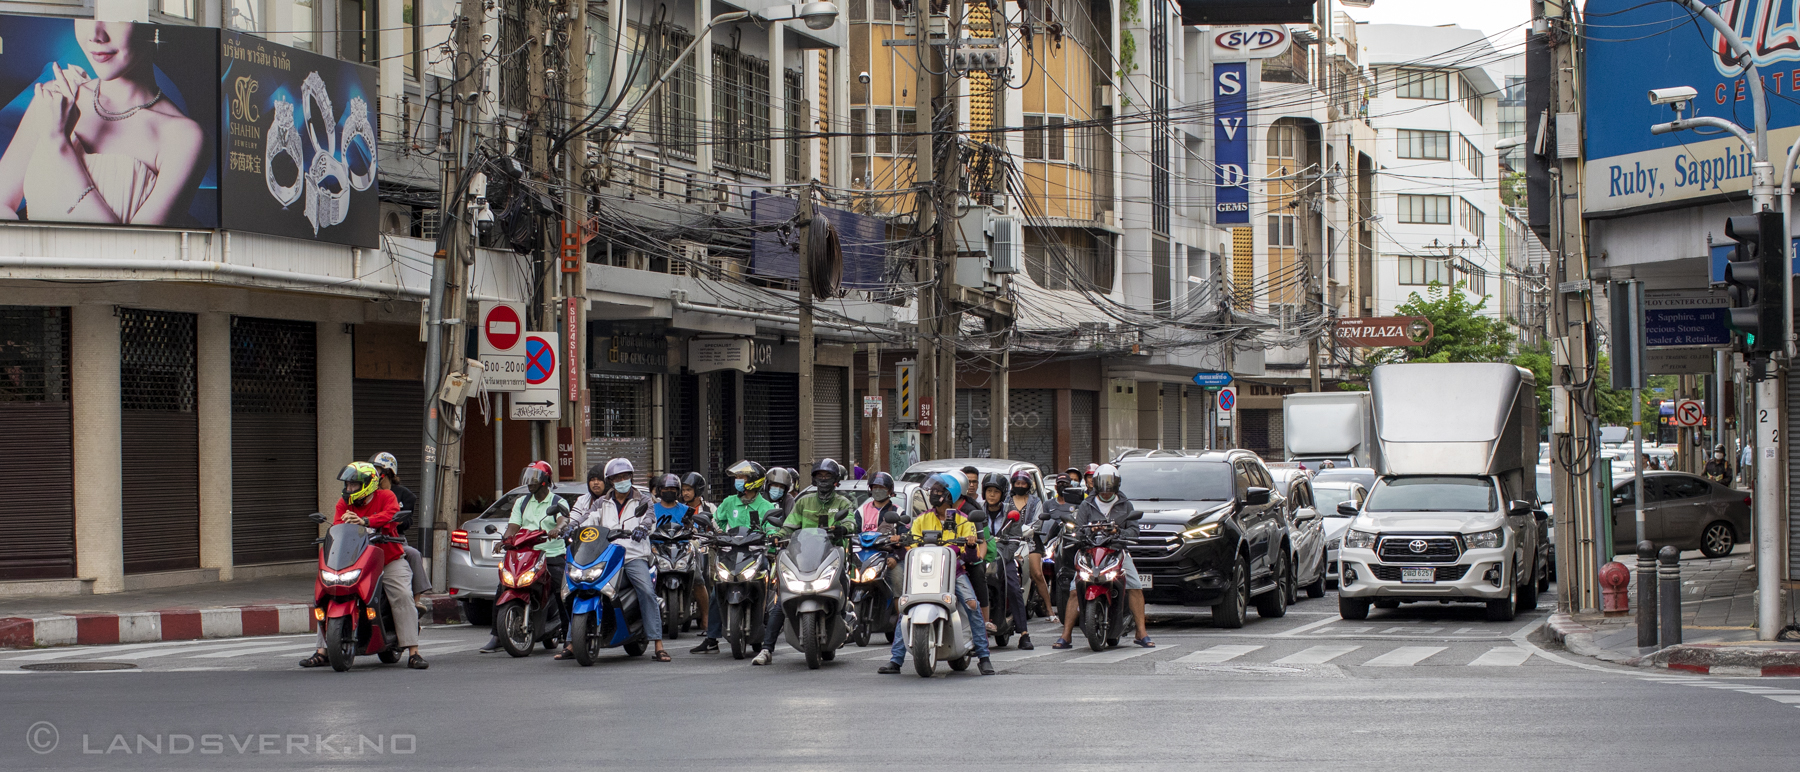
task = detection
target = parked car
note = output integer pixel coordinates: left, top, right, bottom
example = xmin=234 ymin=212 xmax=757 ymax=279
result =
xmin=900 ymin=458 xmax=1050 ymax=501
xmin=1536 ymin=465 xmax=1556 ymax=581
xmin=1312 ymin=466 xmax=1378 ymax=491
xmin=1610 ymin=472 xmax=1751 ymax=558
xmin=1280 ymin=474 xmax=1329 ymax=600
xmin=1114 ymin=450 xmax=1294 ymax=627
xmin=446 ymin=481 xmax=589 ymax=626
xmin=1311 ymin=480 xmax=1367 ymax=587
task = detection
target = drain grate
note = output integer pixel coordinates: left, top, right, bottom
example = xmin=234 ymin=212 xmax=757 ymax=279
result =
xmin=19 ymin=662 xmax=137 ymax=672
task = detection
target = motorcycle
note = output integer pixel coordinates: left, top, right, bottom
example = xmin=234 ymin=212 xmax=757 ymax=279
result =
xmin=774 ymin=527 xmax=851 ymax=669
xmin=849 ymin=531 xmax=905 ymax=647
xmin=705 ymin=527 xmax=769 ymax=660
xmin=652 ymin=523 xmax=702 ymax=638
xmin=898 ymin=530 xmax=976 ymax=677
xmin=986 ymin=531 xmax=1028 ymax=648
xmin=1025 ymin=519 xmax=1065 ymax=620
xmin=309 ymin=511 xmax=408 ymax=672
xmin=564 ymin=524 xmax=655 ymax=665
xmin=494 ymin=528 xmax=565 ymax=657
xmin=1068 ymin=521 xmax=1131 ymax=652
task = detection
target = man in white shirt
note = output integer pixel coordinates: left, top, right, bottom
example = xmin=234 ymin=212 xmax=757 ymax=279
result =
xmin=576 ymin=457 xmax=669 ymax=661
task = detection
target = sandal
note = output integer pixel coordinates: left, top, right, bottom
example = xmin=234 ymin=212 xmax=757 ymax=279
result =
xmin=652 ymin=649 xmax=672 ymax=662
xmin=298 ymin=652 xmax=329 ymax=668
xmin=1134 ymin=637 xmax=1156 ymax=648
xmin=1051 ymin=638 xmax=1073 ymax=650
xmin=553 ymin=649 xmax=575 ymax=660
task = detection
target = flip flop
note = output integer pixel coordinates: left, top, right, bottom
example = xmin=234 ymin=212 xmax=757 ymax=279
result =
xmin=1051 ymin=638 xmax=1073 ymax=650
xmin=1134 ymin=637 xmax=1156 ymax=648
xmin=652 ymin=650 xmax=672 ymax=662
xmin=553 ymin=649 xmax=575 ymax=660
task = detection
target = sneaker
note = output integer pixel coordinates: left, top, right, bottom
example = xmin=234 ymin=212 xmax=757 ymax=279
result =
xmin=1017 ymin=634 xmax=1034 ymax=650
xmin=877 ymin=660 xmax=903 ymax=675
xmin=751 ymin=649 xmax=773 ymax=666
xmin=689 ymin=638 xmax=719 ymax=654
xmin=978 ymin=657 xmax=995 ymax=675
xmin=478 ymin=636 xmax=502 ymax=654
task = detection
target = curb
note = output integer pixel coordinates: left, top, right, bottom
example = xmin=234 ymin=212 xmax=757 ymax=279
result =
xmin=0 ymin=597 xmax=465 ymax=650
xmin=1547 ymin=613 xmax=1800 ymax=676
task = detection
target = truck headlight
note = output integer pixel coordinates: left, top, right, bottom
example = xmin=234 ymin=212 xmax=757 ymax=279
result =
xmin=1180 ymin=522 xmax=1222 ymax=541
xmin=1342 ymin=530 xmax=1377 ymax=550
xmin=1464 ymin=528 xmax=1503 ymax=549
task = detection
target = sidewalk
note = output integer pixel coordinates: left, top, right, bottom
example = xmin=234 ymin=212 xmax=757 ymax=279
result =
xmin=0 ymin=574 xmax=468 ymax=649
xmin=1545 ymin=546 xmax=1800 ymax=676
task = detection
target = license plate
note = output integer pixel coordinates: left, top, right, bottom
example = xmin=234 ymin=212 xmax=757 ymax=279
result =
xmin=1400 ymin=567 xmax=1435 ymax=584
xmin=484 ymin=541 xmax=503 ymax=559
xmin=1138 ymin=573 xmax=1153 ymax=589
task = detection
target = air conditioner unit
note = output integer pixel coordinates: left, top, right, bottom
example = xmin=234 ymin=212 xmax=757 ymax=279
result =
xmin=988 ymin=216 xmax=1022 ymax=274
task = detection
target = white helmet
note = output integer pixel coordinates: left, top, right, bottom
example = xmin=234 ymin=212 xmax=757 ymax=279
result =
xmin=1092 ymin=463 xmax=1121 ymax=497
xmin=603 ymin=457 xmax=635 ymax=480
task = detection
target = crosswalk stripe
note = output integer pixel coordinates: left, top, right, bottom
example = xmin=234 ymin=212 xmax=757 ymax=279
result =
xmin=2 ymin=640 xmax=231 ymax=662
xmin=1273 ymin=645 xmax=1362 ymax=665
xmin=1762 ymin=696 xmax=1800 ymax=704
xmin=1065 ymin=645 xmax=1172 ymax=664
xmin=1467 ymin=647 xmax=1532 ymax=666
xmin=1362 ymin=646 xmax=1446 ymax=667
xmin=1173 ymin=645 xmax=1262 ymax=664
xmin=987 ymin=649 xmax=1054 ymax=663
xmin=188 ymin=644 xmax=317 ymax=659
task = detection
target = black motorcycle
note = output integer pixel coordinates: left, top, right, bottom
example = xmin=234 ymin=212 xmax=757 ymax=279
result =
xmin=705 ymin=527 xmax=769 ymax=660
xmin=652 ymin=522 xmax=702 ymax=639
xmin=848 ymin=530 xmax=905 ymax=646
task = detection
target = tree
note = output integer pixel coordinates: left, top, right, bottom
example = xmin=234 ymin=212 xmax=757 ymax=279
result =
xmin=1369 ymin=282 xmax=1515 ymax=365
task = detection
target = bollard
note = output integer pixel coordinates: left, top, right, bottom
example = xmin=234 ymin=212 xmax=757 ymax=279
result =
xmin=1637 ymin=541 xmax=1658 ymax=648
xmin=1659 ymin=546 xmax=1682 ymax=647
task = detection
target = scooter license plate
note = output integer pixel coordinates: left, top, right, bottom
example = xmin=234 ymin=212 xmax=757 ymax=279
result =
xmin=1400 ymin=567 xmax=1435 ymax=584
xmin=1138 ymin=573 xmax=1153 ymax=589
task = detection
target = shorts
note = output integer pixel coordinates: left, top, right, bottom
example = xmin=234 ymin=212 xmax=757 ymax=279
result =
xmin=1069 ymin=552 xmax=1143 ymax=591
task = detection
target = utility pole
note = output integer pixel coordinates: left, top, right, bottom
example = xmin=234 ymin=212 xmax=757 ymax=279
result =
xmin=564 ymin=0 xmax=590 ymax=483
xmin=865 ymin=342 xmax=882 ymax=473
xmin=912 ymin=0 xmax=938 ymax=461
xmin=422 ymin=0 xmax=487 ymax=593
xmin=799 ymin=187 xmax=817 ymax=466
xmin=526 ymin=0 xmax=556 ymax=473
xmin=934 ymin=0 xmax=963 ymax=461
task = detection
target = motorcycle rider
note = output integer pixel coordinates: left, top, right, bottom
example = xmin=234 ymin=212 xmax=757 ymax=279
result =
xmin=575 ymin=458 xmax=671 ymax=662
xmin=1053 ymin=463 xmax=1152 ymax=649
xmin=652 ymin=472 xmax=710 ymax=640
xmin=368 ymin=452 xmax=431 ymax=600
xmin=1704 ymin=445 xmax=1733 ymax=484
xmin=977 ymin=473 xmax=1029 ymax=647
xmin=877 ymin=472 xmax=994 ymax=676
xmin=692 ymin=461 xmax=779 ymax=654
xmin=752 ymin=459 xmax=858 ymax=666
xmin=1040 ymin=474 xmax=1085 ymax=618
xmin=479 ymin=461 xmax=572 ymax=656
xmin=858 ymin=472 xmax=905 ymax=535
xmin=1007 ymin=470 xmax=1048 ymax=645
xmin=302 ymin=462 xmax=427 ymax=669
xmin=680 ymin=472 xmax=716 ymax=520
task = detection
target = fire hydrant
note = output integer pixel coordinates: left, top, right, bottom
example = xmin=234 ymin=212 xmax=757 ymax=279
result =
xmin=1599 ymin=560 xmax=1631 ymax=616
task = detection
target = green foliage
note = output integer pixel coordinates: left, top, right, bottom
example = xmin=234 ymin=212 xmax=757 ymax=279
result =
xmin=1122 ymin=0 xmax=1141 ymax=23
xmin=1510 ymin=343 xmax=1677 ymax=430
xmin=1368 ymin=283 xmax=1514 ymax=365
xmin=1500 ymin=170 xmax=1526 ymax=208
xmin=1119 ymin=30 xmax=1138 ymax=75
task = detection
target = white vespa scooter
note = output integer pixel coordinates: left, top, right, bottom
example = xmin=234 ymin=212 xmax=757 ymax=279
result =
xmin=898 ymin=529 xmax=976 ymax=677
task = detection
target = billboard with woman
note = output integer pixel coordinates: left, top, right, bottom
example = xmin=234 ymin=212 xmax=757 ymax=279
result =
xmin=0 ymin=17 xmax=218 ymax=228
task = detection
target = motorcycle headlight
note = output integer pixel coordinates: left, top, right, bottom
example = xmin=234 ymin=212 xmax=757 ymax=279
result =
xmin=1342 ymin=529 xmax=1377 ymax=550
xmin=715 ymin=562 xmax=733 ymax=582
xmin=675 ymin=555 xmax=691 ymax=571
xmin=321 ymin=568 xmax=362 ymax=585
xmin=1180 ymin=522 xmax=1222 ymax=541
xmin=499 ymin=568 xmax=517 ymax=587
xmin=780 ymin=568 xmax=804 ymax=593
xmin=656 ymin=557 xmax=672 ymax=571
xmin=599 ymin=572 xmax=619 ymax=599
xmin=856 ymin=564 xmax=884 ymax=582
xmin=738 ymin=563 xmax=763 ymax=581
xmin=518 ymin=570 xmax=537 ymax=586
xmin=570 ymin=566 xmax=602 ymax=583
xmin=1464 ymin=528 xmax=1503 ymax=550
xmin=1078 ymin=569 xmax=1096 ymax=582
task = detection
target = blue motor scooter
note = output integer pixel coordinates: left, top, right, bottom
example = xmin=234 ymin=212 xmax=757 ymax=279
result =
xmin=564 ymin=524 xmax=658 ymax=666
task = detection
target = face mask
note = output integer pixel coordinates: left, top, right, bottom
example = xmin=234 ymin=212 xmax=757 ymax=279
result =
xmin=1715 ymin=453 xmax=1725 ymax=459
xmin=1012 ymin=487 xmax=1029 ymax=497
xmin=769 ymin=487 xmax=785 ymax=500
xmin=734 ymin=479 xmax=748 ymax=492
xmin=659 ymin=490 xmax=679 ymax=504
xmin=613 ymin=480 xmax=632 ymax=494
xmin=872 ymin=490 xmax=890 ymax=502
xmin=930 ymin=490 xmax=951 ymax=507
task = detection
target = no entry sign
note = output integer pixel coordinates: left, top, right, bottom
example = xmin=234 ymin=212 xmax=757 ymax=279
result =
xmin=479 ymin=301 xmax=526 ymax=392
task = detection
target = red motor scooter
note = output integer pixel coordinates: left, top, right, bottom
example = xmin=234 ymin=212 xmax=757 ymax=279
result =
xmin=494 ymin=528 xmax=565 ymax=657
xmin=309 ymin=512 xmax=407 ymax=672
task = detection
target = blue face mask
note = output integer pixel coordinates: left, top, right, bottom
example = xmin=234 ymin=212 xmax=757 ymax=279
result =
xmin=613 ymin=480 xmax=632 ymax=494
xmin=735 ymin=479 xmax=747 ymax=492
xmin=769 ymin=487 xmax=785 ymax=500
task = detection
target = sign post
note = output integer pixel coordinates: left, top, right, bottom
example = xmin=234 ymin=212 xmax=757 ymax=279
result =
xmin=511 ymin=333 xmax=561 ymax=420
xmin=1217 ymin=385 xmax=1236 ymax=428
xmin=478 ymin=302 xmax=527 ymax=391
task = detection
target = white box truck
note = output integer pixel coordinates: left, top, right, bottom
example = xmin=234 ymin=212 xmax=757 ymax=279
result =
xmin=1335 ymin=363 xmax=1547 ymax=622
xmin=1283 ymin=391 xmax=1380 ymax=469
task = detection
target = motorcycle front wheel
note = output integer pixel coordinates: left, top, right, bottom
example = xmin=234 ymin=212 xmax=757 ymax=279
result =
xmin=325 ymin=617 xmax=355 ymax=672
xmin=1082 ymin=597 xmax=1108 ymax=652
xmin=498 ymin=602 xmax=534 ymax=658
xmin=910 ymin=622 xmax=936 ymax=678
xmin=571 ymin=612 xmax=600 ymax=667
xmin=661 ymin=589 xmax=683 ymax=641
xmin=728 ymin=604 xmax=747 ymax=660
xmin=800 ymin=612 xmax=822 ymax=670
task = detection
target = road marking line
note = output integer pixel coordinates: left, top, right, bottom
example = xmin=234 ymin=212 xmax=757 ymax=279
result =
xmin=1173 ymin=645 xmax=1262 ymax=664
xmin=1762 ymin=695 xmax=1800 ymax=704
xmin=187 ymin=645 xmax=317 ymax=659
xmin=1275 ymin=617 xmax=1340 ymax=637
xmin=2 ymin=640 xmax=233 ymax=662
xmin=1453 ymin=627 xmax=1476 ymax=635
xmin=1468 ymin=647 xmax=1532 ymax=666
xmin=1273 ymin=645 xmax=1361 ymax=665
xmin=1334 ymin=626 xmax=1372 ymax=634
xmin=1362 ymin=646 xmax=1446 ymax=667
xmin=988 ymin=649 xmax=1055 ymax=662
xmin=1066 ymin=645 xmax=1175 ymax=664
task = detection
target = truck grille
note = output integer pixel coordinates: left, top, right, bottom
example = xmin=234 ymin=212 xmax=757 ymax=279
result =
xmin=1376 ymin=536 xmax=1461 ymax=564
xmin=1127 ymin=532 xmax=1180 ymax=559
xmin=1370 ymin=564 xmax=1470 ymax=582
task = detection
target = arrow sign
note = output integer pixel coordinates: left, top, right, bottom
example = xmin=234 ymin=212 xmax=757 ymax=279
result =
xmin=1192 ymin=371 xmax=1233 ymax=388
xmin=513 ymin=400 xmax=554 ymax=408
xmin=1674 ymin=399 xmax=1703 ymax=427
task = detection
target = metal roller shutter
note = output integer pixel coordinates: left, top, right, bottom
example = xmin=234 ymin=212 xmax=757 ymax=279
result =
xmin=588 ymin=373 xmax=653 ymax=485
xmin=1186 ymin=390 xmax=1211 ymax=449
xmin=1788 ymin=373 xmax=1800 ymax=580
xmin=1241 ymin=409 xmax=1272 ymax=458
xmin=1009 ymin=388 xmax=1055 ymax=472
xmin=744 ymin=372 xmax=799 ymax=470
xmin=120 ymin=309 xmax=200 ymax=574
xmin=813 ymin=366 xmax=845 ymax=463
xmin=955 ymin=389 xmax=991 ymax=458
xmin=0 ymin=307 xmax=74 ymax=580
xmin=231 ymin=317 xmax=318 ymax=565
xmin=1069 ymin=390 xmax=1097 ymax=469
xmin=352 ymin=379 xmax=426 ymax=502
xmin=670 ymin=374 xmax=700 ymax=475
xmin=1162 ymin=384 xmax=1182 ymax=449
xmin=708 ymin=374 xmax=734 ymax=492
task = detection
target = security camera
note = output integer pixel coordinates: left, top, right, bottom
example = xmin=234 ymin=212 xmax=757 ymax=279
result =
xmin=858 ymin=71 xmax=871 ymax=85
xmin=1648 ymin=86 xmax=1697 ymax=106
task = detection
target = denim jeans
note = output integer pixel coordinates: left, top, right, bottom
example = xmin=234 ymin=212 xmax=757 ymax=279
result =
xmin=704 ymin=591 xmax=725 ymax=639
xmin=889 ymin=573 xmax=989 ymax=662
xmin=623 ymin=558 xmax=663 ymax=641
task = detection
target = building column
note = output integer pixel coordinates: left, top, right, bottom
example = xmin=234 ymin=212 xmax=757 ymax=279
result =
xmin=1053 ymin=389 xmax=1072 ymax=471
xmin=1137 ymin=381 xmax=1161 ymax=449
xmin=196 ymin=312 xmax=233 ymax=581
xmin=316 ymin=323 xmax=355 ymax=517
xmin=71 ymin=304 xmax=123 ymax=594
xmin=1099 ymin=376 xmax=1137 ymax=463
xmin=769 ymin=20 xmax=787 ymax=187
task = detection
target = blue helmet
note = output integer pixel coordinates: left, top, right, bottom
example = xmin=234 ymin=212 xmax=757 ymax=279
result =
xmin=926 ymin=472 xmax=963 ymax=506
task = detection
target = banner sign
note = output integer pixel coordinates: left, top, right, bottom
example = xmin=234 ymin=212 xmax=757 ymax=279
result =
xmin=689 ymin=338 xmax=754 ymax=373
xmin=1210 ymin=26 xmax=1291 ymax=60
xmin=0 ymin=17 xmax=220 ymax=227
xmin=1644 ymin=289 xmax=1729 ymax=348
xmin=1332 ymin=316 xmax=1434 ymax=348
xmin=220 ymin=31 xmax=379 ymax=247
xmin=1212 ymin=62 xmax=1249 ymax=224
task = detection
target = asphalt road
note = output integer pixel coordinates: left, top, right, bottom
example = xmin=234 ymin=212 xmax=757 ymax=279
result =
xmin=4 ymin=587 xmax=1797 ymax=770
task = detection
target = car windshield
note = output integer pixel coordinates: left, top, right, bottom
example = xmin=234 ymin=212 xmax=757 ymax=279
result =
xmin=1118 ymin=462 xmax=1234 ymax=501
xmin=1314 ymin=486 xmax=1357 ymax=512
xmin=1313 ymin=470 xmax=1374 ymax=486
xmin=1364 ymin=476 xmax=1497 ymax=513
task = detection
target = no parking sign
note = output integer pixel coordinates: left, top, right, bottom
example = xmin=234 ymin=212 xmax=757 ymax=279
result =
xmin=510 ymin=333 xmax=561 ymax=420
xmin=1217 ymin=386 xmax=1236 ymax=427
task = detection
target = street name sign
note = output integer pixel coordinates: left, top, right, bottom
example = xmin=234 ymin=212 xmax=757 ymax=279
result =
xmin=1192 ymin=371 xmax=1233 ymax=388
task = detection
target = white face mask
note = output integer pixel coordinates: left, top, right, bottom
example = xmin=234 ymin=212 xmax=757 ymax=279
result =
xmin=613 ymin=480 xmax=632 ymax=494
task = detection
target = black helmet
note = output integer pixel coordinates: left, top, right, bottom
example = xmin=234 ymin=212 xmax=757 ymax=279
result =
xmin=811 ymin=458 xmax=845 ymax=494
xmin=656 ymin=473 xmax=682 ymax=504
xmin=681 ymin=471 xmax=709 ymax=497
xmin=981 ymin=472 xmax=1008 ymax=495
xmin=868 ymin=471 xmax=895 ymax=493
xmin=763 ymin=467 xmax=797 ymax=502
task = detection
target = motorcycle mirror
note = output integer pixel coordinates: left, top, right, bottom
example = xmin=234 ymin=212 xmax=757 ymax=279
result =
xmin=880 ymin=511 xmax=907 ymax=524
xmin=1007 ymin=510 xmax=1021 ymax=521
xmin=307 ymin=512 xmax=328 ymax=524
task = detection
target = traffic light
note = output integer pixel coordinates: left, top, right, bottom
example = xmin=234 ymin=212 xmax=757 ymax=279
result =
xmin=1723 ymin=211 xmax=1785 ymax=354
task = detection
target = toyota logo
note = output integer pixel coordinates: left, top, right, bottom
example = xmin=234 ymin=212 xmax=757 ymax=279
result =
xmin=1408 ymin=539 xmax=1429 ymax=554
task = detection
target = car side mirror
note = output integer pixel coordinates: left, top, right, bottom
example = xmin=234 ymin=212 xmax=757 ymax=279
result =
xmin=307 ymin=512 xmax=329 ymax=524
xmin=1295 ymin=507 xmax=1320 ymax=522
xmin=1243 ymin=487 xmax=1271 ymax=506
xmin=1508 ymin=500 xmax=1533 ymax=517
xmin=1336 ymin=501 xmax=1358 ymax=517
xmin=1612 ymin=496 xmax=1626 ymax=507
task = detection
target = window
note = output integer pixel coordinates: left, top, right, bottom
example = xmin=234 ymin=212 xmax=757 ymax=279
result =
xmin=1463 ymin=259 xmax=1487 ymax=296
xmin=1024 ymin=115 xmax=1068 ymax=161
xmin=1399 ymin=255 xmax=1449 ymax=286
xmin=1460 ymin=135 xmax=1483 ymax=178
xmin=1267 ymin=214 xmax=1296 ymax=247
xmin=785 ymin=69 xmax=805 ymax=182
xmin=1396 ymin=129 xmax=1449 ymax=160
xmin=1048 ymin=116 xmax=1066 ymax=161
xmin=626 ymin=23 xmax=698 ymax=158
xmin=713 ymin=47 xmax=771 ymax=176
xmin=1397 ymin=194 xmax=1451 ymax=224
xmin=1459 ymin=74 xmax=1484 ymax=123
xmin=1394 ymin=69 xmax=1449 ymax=100
xmin=1268 ymin=123 xmax=1298 ymax=160
xmin=160 ymin=0 xmax=196 ymax=19
xmin=852 ymin=107 xmax=917 ymax=158
xmin=1459 ymin=197 xmax=1485 ymax=236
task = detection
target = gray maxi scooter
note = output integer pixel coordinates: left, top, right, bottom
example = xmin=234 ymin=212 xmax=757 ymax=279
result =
xmin=774 ymin=527 xmax=851 ymax=669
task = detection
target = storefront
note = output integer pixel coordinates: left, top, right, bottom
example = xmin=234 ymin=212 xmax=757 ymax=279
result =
xmin=0 ymin=306 xmax=73 ymax=580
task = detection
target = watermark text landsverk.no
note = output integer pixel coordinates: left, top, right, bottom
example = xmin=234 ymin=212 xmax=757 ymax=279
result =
xmin=25 ymin=721 xmax=418 ymax=756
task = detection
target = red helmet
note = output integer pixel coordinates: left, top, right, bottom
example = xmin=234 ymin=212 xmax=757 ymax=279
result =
xmin=520 ymin=461 xmax=553 ymax=491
